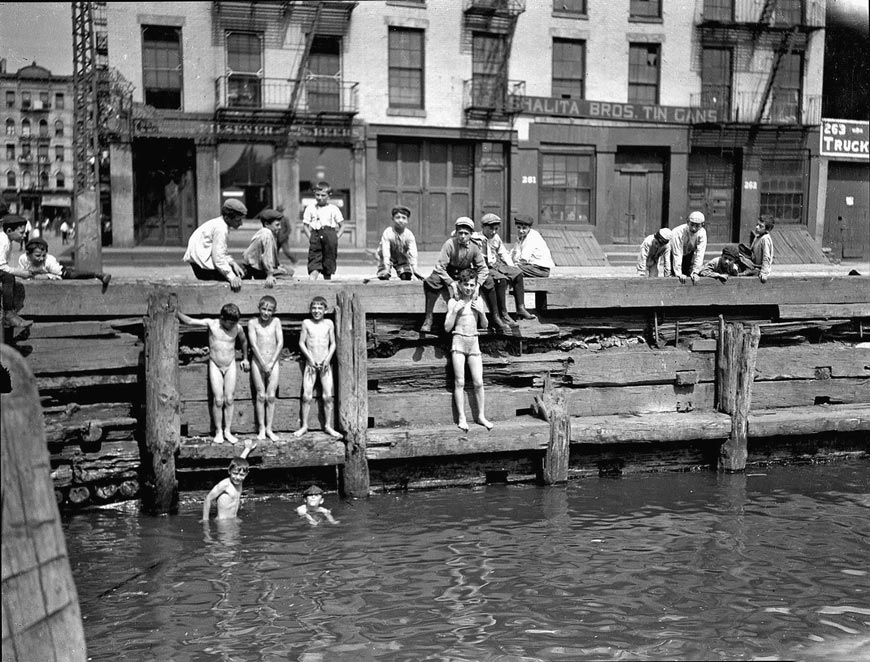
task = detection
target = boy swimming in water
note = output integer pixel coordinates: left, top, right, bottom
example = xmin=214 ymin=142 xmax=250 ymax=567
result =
xmin=247 ymin=295 xmax=283 ymax=441
xmin=201 ymin=439 xmax=257 ymax=520
xmin=177 ymin=303 xmax=250 ymax=444
xmin=296 ymin=485 xmax=338 ymax=526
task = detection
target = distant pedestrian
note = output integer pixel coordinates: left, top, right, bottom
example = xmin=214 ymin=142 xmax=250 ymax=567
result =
xmin=183 ymin=199 xmax=247 ymax=291
xmin=60 ymin=220 xmax=70 ymax=245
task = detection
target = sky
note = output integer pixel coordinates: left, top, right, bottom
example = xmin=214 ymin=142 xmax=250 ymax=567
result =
xmin=0 ymin=2 xmax=73 ymax=76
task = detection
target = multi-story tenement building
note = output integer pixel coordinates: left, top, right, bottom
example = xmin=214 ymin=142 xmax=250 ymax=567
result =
xmin=98 ymin=0 xmax=845 ymax=253
xmin=1 ymin=60 xmax=75 ymax=227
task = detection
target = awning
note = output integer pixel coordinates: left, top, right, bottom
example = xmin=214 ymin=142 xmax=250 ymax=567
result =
xmin=41 ymin=194 xmax=71 ymax=207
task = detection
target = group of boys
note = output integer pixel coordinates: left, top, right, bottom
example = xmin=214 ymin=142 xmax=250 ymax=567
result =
xmin=636 ymin=210 xmax=776 ymax=284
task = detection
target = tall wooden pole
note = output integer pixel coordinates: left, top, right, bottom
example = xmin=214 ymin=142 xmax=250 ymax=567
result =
xmin=718 ymin=322 xmax=761 ymax=472
xmin=143 ymin=291 xmax=180 ymax=513
xmin=336 ymin=291 xmax=369 ymax=497
xmin=535 ymin=373 xmax=570 ymax=485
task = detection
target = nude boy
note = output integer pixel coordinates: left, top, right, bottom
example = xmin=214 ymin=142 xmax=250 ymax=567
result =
xmin=293 ymin=296 xmax=342 ymax=439
xmin=201 ymin=438 xmax=256 ymax=520
xmin=177 ymin=303 xmax=250 ymax=444
xmin=247 ymin=295 xmax=283 ymax=441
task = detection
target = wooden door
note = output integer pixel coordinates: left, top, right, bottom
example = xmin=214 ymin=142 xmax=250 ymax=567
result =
xmin=613 ymin=167 xmax=664 ymax=244
xmin=688 ymin=150 xmax=736 ymax=243
xmin=824 ymin=162 xmax=870 ymax=260
xmin=134 ymin=139 xmax=197 ymax=246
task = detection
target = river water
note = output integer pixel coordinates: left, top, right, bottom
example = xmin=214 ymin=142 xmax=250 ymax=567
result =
xmin=64 ymin=460 xmax=870 ymax=662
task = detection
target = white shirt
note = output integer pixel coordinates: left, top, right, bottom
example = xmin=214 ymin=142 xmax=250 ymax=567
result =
xmin=510 ymin=228 xmax=555 ymax=270
xmin=0 ymin=232 xmax=11 ymax=272
xmin=669 ymin=223 xmax=707 ymax=277
xmin=636 ymin=233 xmax=668 ymax=277
xmin=183 ymin=216 xmax=234 ymax=275
xmin=377 ymin=226 xmax=418 ymax=271
xmin=19 ymin=252 xmax=64 ymax=277
xmin=303 ymin=203 xmax=343 ymax=231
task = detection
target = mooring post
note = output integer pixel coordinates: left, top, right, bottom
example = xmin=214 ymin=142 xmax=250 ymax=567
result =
xmin=336 ymin=291 xmax=370 ymax=497
xmin=715 ymin=315 xmax=726 ymax=409
xmin=717 ymin=322 xmax=761 ymax=472
xmin=534 ymin=373 xmax=570 ymax=484
xmin=143 ymin=290 xmax=180 ymax=514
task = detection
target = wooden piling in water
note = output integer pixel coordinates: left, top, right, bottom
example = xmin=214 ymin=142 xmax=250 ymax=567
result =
xmin=1 ymin=344 xmax=88 ymax=661
xmin=336 ymin=291 xmax=370 ymax=497
xmin=718 ymin=322 xmax=761 ymax=472
xmin=534 ymin=373 xmax=570 ymax=484
xmin=143 ymin=290 xmax=180 ymax=514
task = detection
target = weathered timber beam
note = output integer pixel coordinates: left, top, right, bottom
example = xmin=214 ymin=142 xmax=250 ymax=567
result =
xmin=748 ymin=403 xmax=870 ymax=437
xmin=564 ymin=349 xmax=715 ymax=386
xmin=179 ymin=434 xmax=345 ymax=466
xmin=754 ymin=346 xmax=870 ymax=380
xmin=569 ymin=411 xmax=732 ymax=443
xmin=37 ymin=372 xmax=140 ymax=392
xmin=564 ymin=383 xmax=716 ymax=417
xmin=752 ymin=378 xmax=870 ymax=408
xmin=45 ymin=417 xmax=138 ymax=445
xmin=22 ymin=276 xmax=870 ymax=318
xmin=778 ymin=303 xmax=870 ymax=319
xmin=24 ymin=336 xmax=143 ymax=375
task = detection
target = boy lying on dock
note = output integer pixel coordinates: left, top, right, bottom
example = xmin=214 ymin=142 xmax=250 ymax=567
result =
xmin=19 ymin=237 xmax=112 ymax=290
xmin=177 ymin=303 xmax=249 ymax=444
xmin=294 ymin=296 xmax=342 ymax=439
xmin=296 ymin=485 xmax=338 ymax=526
xmin=201 ymin=438 xmax=256 ymax=521
xmin=247 ymin=295 xmax=283 ymax=441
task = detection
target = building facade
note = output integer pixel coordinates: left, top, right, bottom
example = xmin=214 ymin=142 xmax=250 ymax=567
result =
xmin=98 ymin=0 xmax=842 ymax=252
xmin=0 ymin=61 xmax=75 ymax=228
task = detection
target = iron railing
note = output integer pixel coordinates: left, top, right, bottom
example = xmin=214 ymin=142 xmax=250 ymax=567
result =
xmin=690 ymin=84 xmax=821 ymax=124
xmin=214 ymin=74 xmax=359 ymax=114
xmin=699 ymin=0 xmax=824 ymax=27
xmin=463 ymin=78 xmax=525 ymax=113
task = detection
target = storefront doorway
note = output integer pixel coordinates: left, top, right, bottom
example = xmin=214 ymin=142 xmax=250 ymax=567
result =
xmin=133 ymin=138 xmax=197 ymax=245
xmin=611 ymin=149 xmax=667 ymax=244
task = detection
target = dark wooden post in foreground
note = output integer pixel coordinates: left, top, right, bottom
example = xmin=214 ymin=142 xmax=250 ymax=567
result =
xmin=2 ymin=345 xmax=88 ymax=661
xmin=533 ymin=373 xmax=570 ymax=484
xmin=143 ymin=291 xmax=180 ymax=513
xmin=717 ymin=322 xmax=761 ymax=472
xmin=336 ymin=291 xmax=370 ymax=497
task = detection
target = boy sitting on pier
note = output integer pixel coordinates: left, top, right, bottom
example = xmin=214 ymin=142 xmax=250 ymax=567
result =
xmin=293 ymin=296 xmax=342 ymax=439
xmin=376 ymin=205 xmax=423 ymax=281
xmin=241 ymin=209 xmax=292 ymax=287
xmin=1 ymin=214 xmax=33 ymax=331
xmin=19 ymin=237 xmax=112 ymax=289
xmin=445 ymin=268 xmax=493 ymax=432
xmin=201 ymin=438 xmax=257 ymax=521
xmin=746 ymin=214 xmax=775 ymax=283
xmin=247 ymin=295 xmax=284 ymax=441
xmin=177 ymin=303 xmax=250 ymax=445
xmin=296 ymin=485 xmax=339 ymax=526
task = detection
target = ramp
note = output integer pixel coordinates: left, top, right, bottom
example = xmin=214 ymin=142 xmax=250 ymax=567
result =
xmin=771 ymin=226 xmax=830 ymax=264
xmin=537 ymin=225 xmax=610 ymax=267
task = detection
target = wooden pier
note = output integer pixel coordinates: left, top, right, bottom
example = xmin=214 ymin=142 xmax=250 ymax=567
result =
xmin=6 ymin=274 xmax=869 ymax=511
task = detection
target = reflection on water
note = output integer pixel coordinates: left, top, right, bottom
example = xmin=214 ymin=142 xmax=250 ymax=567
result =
xmin=64 ymin=461 xmax=870 ymax=661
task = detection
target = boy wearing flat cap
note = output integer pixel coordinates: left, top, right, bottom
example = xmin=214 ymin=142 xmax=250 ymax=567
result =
xmin=296 ymin=485 xmax=338 ymax=526
xmin=1 ymin=214 xmax=33 ymax=330
xmin=184 ymin=199 xmax=248 ymax=291
xmin=510 ymin=215 xmax=555 ymax=278
xmin=242 ymin=209 xmax=291 ymax=288
xmin=376 ymin=205 xmax=422 ymax=281
xmin=479 ymin=213 xmax=536 ymax=330
xmin=669 ymin=211 xmax=707 ymax=283
xmin=420 ymin=217 xmax=488 ymax=334
xmin=636 ymin=227 xmax=673 ymax=277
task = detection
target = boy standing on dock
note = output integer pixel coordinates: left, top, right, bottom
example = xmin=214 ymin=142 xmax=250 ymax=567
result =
xmin=445 ymin=268 xmax=493 ymax=432
xmin=247 ymin=295 xmax=283 ymax=441
xmin=302 ymin=183 xmax=343 ymax=281
xmin=293 ymin=296 xmax=342 ymax=439
xmin=201 ymin=438 xmax=257 ymax=521
xmin=177 ymin=303 xmax=250 ymax=445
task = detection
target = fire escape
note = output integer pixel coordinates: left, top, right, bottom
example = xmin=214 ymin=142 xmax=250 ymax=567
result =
xmin=462 ymin=0 xmax=526 ymax=126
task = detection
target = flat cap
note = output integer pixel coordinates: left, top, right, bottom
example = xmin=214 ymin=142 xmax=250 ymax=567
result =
xmin=654 ymin=228 xmax=673 ymax=243
xmin=303 ymin=485 xmax=324 ymax=496
xmin=25 ymin=237 xmax=49 ymax=251
xmin=455 ymin=216 xmax=475 ymax=231
xmin=1 ymin=214 xmax=28 ymax=228
xmin=513 ymin=214 xmax=534 ymax=226
xmin=222 ymin=199 xmax=248 ymax=215
xmin=392 ymin=205 xmax=411 ymax=217
xmin=258 ymin=209 xmax=283 ymax=222
xmin=687 ymin=211 xmax=705 ymax=224
xmin=481 ymin=213 xmax=502 ymax=226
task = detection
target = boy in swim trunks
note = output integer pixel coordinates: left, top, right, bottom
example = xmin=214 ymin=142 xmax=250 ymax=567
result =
xmin=296 ymin=485 xmax=339 ymax=526
xmin=177 ymin=303 xmax=250 ymax=445
xmin=201 ymin=438 xmax=257 ymax=521
xmin=444 ymin=268 xmax=493 ymax=432
xmin=247 ymin=295 xmax=283 ymax=441
xmin=293 ymin=296 xmax=342 ymax=439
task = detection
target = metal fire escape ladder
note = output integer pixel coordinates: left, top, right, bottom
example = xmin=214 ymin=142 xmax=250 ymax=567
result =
xmin=755 ymin=25 xmax=799 ymax=124
xmin=288 ymin=1 xmax=325 ymax=117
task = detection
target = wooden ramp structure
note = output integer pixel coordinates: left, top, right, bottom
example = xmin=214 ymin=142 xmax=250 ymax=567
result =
xmin=537 ymin=225 xmax=609 ymax=267
xmin=771 ymin=226 xmax=831 ymax=264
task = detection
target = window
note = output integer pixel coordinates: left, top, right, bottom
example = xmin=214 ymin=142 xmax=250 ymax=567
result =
xmin=6 ymin=171 xmax=15 ymax=187
xmin=55 ymin=120 xmax=64 ymax=137
xmin=21 ymin=119 xmax=31 ymax=137
xmin=472 ymin=33 xmax=507 ymax=109
xmin=142 ymin=25 xmax=183 ymax=109
xmin=5 ymin=118 xmax=14 ymax=136
xmin=703 ymin=0 xmax=733 ymax=21
xmin=308 ymin=36 xmax=342 ymax=112
xmin=39 ymin=91 xmax=49 ymax=108
xmin=21 ymin=91 xmax=31 ymax=109
xmin=701 ymin=47 xmax=732 ymax=120
xmin=57 ymin=173 xmax=65 ymax=188
xmin=769 ymin=52 xmax=803 ymax=123
xmin=40 ymin=171 xmax=49 ymax=189
xmin=20 ymin=142 xmax=31 ymax=159
xmin=628 ymin=43 xmax=660 ymax=104
xmin=5 ymin=91 xmax=14 ymax=108
xmin=226 ymin=32 xmax=262 ymax=108
xmin=55 ymin=145 xmax=64 ymax=161
xmin=553 ymin=0 xmax=586 ymax=14
xmin=39 ymin=119 xmax=48 ymax=137
xmin=22 ymin=171 xmax=31 ymax=189
xmin=55 ymin=93 xmax=65 ymax=110
xmin=388 ymin=27 xmax=424 ymax=109
xmin=540 ymin=153 xmax=593 ymax=225
xmin=37 ymin=143 xmax=48 ymax=162
xmin=760 ymin=157 xmax=805 ymax=223
xmin=6 ymin=144 xmax=14 ymax=160
xmin=552 ymin=38 xmax=585 ymax=99
xmin=630 ymin=0 xmax=661 ymax=19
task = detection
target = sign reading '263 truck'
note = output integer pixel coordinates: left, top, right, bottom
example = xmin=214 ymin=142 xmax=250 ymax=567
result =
xmin=820 ymin=119 xmax=870 ymax=160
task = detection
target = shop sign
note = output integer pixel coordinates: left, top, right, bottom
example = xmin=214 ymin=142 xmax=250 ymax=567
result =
xmin=518 ymin=96 xmax=718 ymax=124
xmin=133 ymin=115 xmax=359 ymax=142
xmin=42 ymin=194 xmax=71 ymax=207
xmin=820 ymin=119 xmax=869 ymax=160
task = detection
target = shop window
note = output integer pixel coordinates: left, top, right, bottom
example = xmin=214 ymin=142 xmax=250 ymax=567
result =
xmin=389 ymin=27 xmax=424 ymax=109
xmin=55 ymin=93 xmax=65 ymax=110
xmin=552 ymin=38 xmax=585 ymax=99
xmin=142 ymin=25 xmax=183 ymax=110
xmin=6 ymin=171 xmax=15 ymax=187
xmin=553 ymin=0 xmax=586 ymax=15
xmin=5 ymin=91 xmax=14 ymax=109
xmin=630 ymin=0 xmax=661 ymax=19
xmin=760 ymin=157 xmax=805 ymax=223
xmin=55 ymin=145 xmax=64 ymax=161
xmin=6 ymin=144 xmax=14 ymax=160
xmin=55 ymin=120 xmax=64 ymax=137
xmin=703 ymin=0 xmax=733 ymax=21
xmin=540 ymin=153 xmax=593 ymax=225
xmin=628 ymin=43 xmax=660 ymax=104
xmin=226 ymin=32 xmax=262 ymax=108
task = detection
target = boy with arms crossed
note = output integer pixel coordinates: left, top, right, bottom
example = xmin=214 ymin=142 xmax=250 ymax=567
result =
xmin=294 ymin=296 xmax=342 ymax=439
xmin=177 ymin=303 xmax=250 ymax=445
xmin=202 ymin=438 xmax=257 ymax=521
xmin=296 ymin=485 xmax=339 ymax=526
xmin=247 ymin=295 xmax=283 ymax=441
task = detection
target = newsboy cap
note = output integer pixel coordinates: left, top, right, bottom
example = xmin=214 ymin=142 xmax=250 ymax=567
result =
xmin=222 ymin=199 xmax=248 ymax=215
xmin=454 ymin=217 xmax=475 ymax=231
xmin=391 ymin=205 xmax=411 ymax=217
xmin=481 ymin=213 xmax=502 ymax=226
xmin=513 ymin=214 xmax=534 ymax=226
xmin=258 ymin=209 xmax=283 ymax=222
xmin=687 ymin=211 xmax=705 ymax=224
xmin=1 ymin=214 xmax=28 ymax=229
xmin=303 ymin=485 xmax=324 ymax=496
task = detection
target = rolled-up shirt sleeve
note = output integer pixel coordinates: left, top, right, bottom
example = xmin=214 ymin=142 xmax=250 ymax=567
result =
xmin=407 ymin=233 xmax=419 ymax=271
xmin=691 ymin=231 xmax=707 ymax=277
xmin=433 ymin=240 xmax=455 ymax=284
xmin=379 ymin=229 xmax=393 ymax=272
xmin=210 ymin=225 xmax=233 ymax=276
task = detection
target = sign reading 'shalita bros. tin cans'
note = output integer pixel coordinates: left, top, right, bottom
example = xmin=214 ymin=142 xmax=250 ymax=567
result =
xmin=820 ymin=119 xmax=870 ymax=160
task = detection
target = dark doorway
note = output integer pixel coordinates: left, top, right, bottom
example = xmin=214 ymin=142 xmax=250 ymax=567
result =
xmin=133 ymin=138 xmax=197 ymax=245
xmin=688 ymin=149 xmax=738 ymax=243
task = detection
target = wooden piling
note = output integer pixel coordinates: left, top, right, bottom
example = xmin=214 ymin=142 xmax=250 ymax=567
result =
xmin=534 ymin=373 xmax=570 ymax=484
xmin=335 ymin=291 xmax=370 ymax=497
xmin=2 ymin=344 xmax=88 ymax=661
xmin=143 ymin=291 xmax=180 ymax=514
xmin=717 ymin=322 xmax=761 ymax=472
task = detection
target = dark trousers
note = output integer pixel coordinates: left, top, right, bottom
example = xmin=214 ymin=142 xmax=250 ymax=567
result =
xmin=1 ymin=272 xmax=25 ymax=313
xmin=307 ymin=226 xmax=338 ymax=277
xmin=189 ymin=264 xmax=226 ymax=282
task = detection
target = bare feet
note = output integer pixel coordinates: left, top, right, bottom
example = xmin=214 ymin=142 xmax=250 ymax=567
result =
xmin=457 ymin=420 xmax=469 ymax=433
xmin=224 ymin=430 xmax=238 ymax=444
xmin=257 ymin=429 xmax=267 ymax=440
xmin=420 ymin=320 xmax=433 ymax=334
xmin=477 ymin=416 xmax=494 ymax=431
xmin=265 ymin=429 xmax=279 ymax=441
xmin=213 ymin=432 xmax=225 ymax=444
xmin=293 ymin=426 xmax=309 ymax=438
xmin=324 ymin=426 xmax=343 ymax=439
